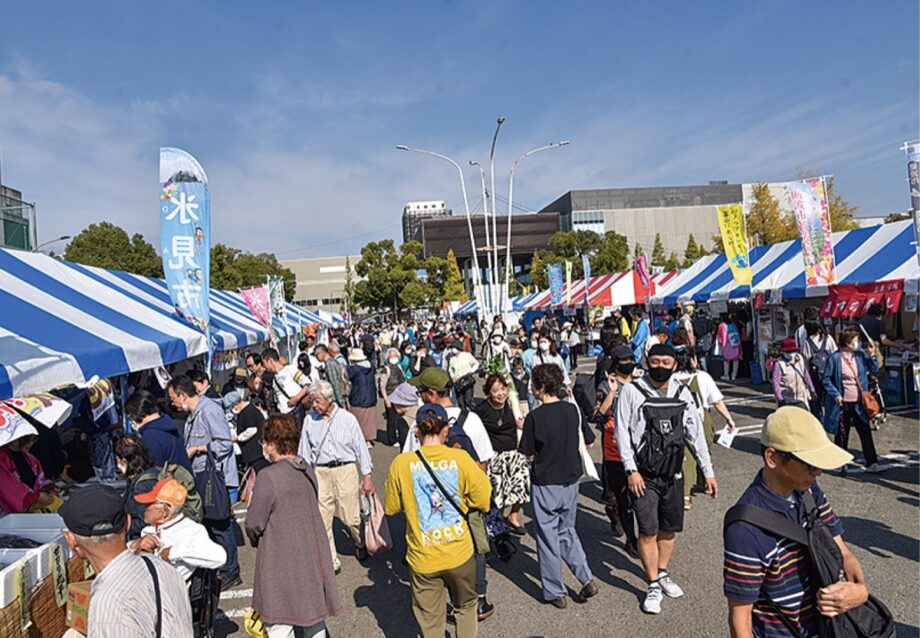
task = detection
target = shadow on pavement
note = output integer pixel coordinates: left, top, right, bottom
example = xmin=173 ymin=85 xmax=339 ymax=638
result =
xmin=838 ymin=515 xmax=920 ymax=563
xmin=353 ymin=514 xmax=414 ymax=637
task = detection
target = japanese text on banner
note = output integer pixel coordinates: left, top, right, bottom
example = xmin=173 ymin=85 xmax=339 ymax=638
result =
xmin=159 ymin=148 xmax=211 ymax=344
xmin=788 ymin=178 xmax=836 ymax=286
xmin=717 ymin=204 xmax=752 ymax=286
xmin=565 ymin=260 xmax=573 ymax=305
xmin=548 ymin=264 xmax=564 ymax=306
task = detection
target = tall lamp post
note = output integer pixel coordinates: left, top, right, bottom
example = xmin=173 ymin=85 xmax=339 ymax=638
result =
xmin=469 ymin=161 xmax=494 ymax=317
xmin=489 ymin=117 xmax=505 ymax=316
xmin=396 ymin=145 xmax=484 ymax=317
xmin=504 ymin=140 xmax=570 ymax=312
xmin=32 ymin=234 xmax=71 ymax=253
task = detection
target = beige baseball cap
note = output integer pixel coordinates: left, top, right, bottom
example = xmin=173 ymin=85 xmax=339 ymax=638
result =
xmin=761 ymin=407 xmax=853 ymax=470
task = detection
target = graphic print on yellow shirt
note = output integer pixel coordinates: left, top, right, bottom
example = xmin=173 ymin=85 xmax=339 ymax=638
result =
xmin=411 ymin=456 xmax=466 ymax=547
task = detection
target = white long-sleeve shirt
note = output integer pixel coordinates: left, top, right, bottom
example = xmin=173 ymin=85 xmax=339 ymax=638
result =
xmin=139 ymin=514 xmax=227 ymax=581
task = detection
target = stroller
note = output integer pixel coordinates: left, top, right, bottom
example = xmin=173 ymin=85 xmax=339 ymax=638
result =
xmin=867 ymin=371 xmax=888 ymax=430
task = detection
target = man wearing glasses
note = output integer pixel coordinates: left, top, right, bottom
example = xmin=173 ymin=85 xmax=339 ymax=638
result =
xmin=723 ymin=407 xmax=871 ymax=637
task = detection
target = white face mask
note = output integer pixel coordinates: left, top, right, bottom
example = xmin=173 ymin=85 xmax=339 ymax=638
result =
xmin=117 ymin=462 xmax=128 ymax=476
xmin=388 ymin=357 xmax=400 ymax=365
xmin=850 ymin=341 xmax=860 ymax=351
xmin=539 ymin=341 xmax=551 ymax=352
xmin=530 ymin=340 xmax=538 ymax=349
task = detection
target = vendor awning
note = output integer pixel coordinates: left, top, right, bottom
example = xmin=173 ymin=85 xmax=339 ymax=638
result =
xmin=0 ymin=249 xmax=336 ymax=399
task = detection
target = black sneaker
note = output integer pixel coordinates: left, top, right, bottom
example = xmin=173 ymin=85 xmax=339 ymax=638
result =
xmin=218 ymin=573 xmax=243 ymax=590
xmin=625 ymin=540 xmax=640 ymax=559
xmin=477 ymin=596 xmax=495 ymax=621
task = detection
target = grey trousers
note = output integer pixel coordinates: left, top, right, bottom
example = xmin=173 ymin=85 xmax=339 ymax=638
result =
xmin=532 ymin=481 xmax=592 ymax=600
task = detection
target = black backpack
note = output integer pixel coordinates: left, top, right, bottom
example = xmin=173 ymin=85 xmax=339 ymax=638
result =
xmin=633 ymin=383 xmax=687 ymax=479
xmin=446 ymin=409 xmax=479 ymax=463
xmin=572 ymin=373 xmax=598 ymax=422
xmin=809 ymin=334 xmax=833 ymax=377
xmin=724 ymin=490 xmax=895 ymax=638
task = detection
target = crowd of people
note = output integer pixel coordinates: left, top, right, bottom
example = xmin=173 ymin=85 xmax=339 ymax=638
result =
xmin=3 ymin=300 xmax=898 ymax=637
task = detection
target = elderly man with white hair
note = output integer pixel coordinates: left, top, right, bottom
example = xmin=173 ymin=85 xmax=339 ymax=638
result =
xmin=298 ymin=380 xmax=375 ymax=573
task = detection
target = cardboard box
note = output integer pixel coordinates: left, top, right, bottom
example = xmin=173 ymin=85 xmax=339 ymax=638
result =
xmin=66 ymin=580 xmax=92 ymax=634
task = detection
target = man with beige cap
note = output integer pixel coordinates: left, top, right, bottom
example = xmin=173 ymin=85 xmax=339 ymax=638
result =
xmin=723 ymin=407 xmax=871 ymax=638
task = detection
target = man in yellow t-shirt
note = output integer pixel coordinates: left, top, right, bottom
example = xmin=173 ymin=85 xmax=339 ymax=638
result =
xmin=384 ymin=404 xmax=492 ymax=638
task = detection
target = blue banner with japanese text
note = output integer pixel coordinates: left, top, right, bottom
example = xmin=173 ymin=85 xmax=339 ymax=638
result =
xmin=548 ymin=263 xmax=564 ymax=306
xmin=159 ymin=148 xmax=211 ymax=349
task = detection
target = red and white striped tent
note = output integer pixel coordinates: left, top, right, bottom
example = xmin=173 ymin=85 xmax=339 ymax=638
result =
xmin=526 ymin=271 xmax=678 ymax=310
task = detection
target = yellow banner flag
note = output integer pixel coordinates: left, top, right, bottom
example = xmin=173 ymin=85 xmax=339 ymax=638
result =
xmin=565 ymin=260 xmax=573 ymax=305
xmin=717 ymin=204 xmax=753 ymax=286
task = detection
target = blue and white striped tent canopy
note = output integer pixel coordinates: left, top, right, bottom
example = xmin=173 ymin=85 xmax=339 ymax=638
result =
xmin=453 ymin=293 xmax=540 ymax=315
xmin=0 ymin=249 xmax=334 ymax=399
xmin=653 ymin=221 xmax=919 ymax=305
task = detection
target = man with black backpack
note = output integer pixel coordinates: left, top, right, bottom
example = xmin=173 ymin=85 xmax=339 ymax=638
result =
xmin=615 ymin=343 xmax=718 ymax=614
xmin=723 ymin=407 xmax=887 ymax=638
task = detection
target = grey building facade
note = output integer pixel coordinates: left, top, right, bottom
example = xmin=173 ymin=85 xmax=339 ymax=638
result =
xmin=541 ymin=183 xmax=742 ymax=256
xmin=402 ymin=200 xmax=451 ymax=244
xmin=0 ymin=185 xmax=32 ymax=251
xmin=280 ymin=255 xmax=361 ymax=312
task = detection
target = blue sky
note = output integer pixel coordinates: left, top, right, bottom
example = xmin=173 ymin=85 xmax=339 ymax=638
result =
xmin=0 ymin=1 xmax=916 ymax=257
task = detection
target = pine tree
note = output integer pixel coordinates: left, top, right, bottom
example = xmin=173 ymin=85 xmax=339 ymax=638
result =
xmin=683 ymin=234 xmax=701 ymax=267
xmin=651 ymin=233 xmax=666 ymax=266
xmin=443 ymin=249 xmax=468 ymax=302
xmin=343 ymin=255 xmax=357 ymax=313
xmin=664 ymin=251 xmax=682 ymax=271
xmin=634 ymin=242 xmax=645 ymax=258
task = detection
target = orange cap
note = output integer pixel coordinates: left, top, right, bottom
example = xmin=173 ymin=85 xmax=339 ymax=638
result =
xmin=134 ymin=478 xmax=188 ymax=506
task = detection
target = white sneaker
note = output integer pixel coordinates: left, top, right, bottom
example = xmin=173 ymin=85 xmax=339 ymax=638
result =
xmin=866 ymin=463 xmax=883 ymax=473
xmin=642 ymin=584 xmax=663 ymax=614
xmin=658 ymin=572 xmax=684 ymax=598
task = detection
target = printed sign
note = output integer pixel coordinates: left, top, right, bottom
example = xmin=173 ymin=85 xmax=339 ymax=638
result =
xmin=717 ymin=205 xmax=752 ymax=286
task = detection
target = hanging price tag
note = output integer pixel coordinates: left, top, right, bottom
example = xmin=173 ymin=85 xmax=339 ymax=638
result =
xmin=50 ymin=543 xmax=68 ymax=607
xmin=15 ymin=559 xmax=32 ymax=632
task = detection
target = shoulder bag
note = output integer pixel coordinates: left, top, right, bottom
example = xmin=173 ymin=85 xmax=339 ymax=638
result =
xmin=414 ymin=450 xmax=489 ymax=555
xmin=195 ymin=451 xmax=230 ymax=521
xmin=141 ymin=556 xmax=162 ymax=638
xmin=845 ymin=356 xmax=881 ymax=419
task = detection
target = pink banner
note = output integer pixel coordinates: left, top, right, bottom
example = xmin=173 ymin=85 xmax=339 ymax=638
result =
xmin=635 ymin=255 xmax=651 ymax=290
xmin=241 ymin=285 xmax=271 ymax=327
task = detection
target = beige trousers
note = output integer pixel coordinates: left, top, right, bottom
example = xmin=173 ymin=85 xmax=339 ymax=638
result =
xmin=315 ymin=463 xmax=364 ymax=570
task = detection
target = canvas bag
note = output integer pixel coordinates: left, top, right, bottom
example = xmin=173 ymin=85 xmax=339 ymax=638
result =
xmin=360 ymin=492 xmax=392 ymax=556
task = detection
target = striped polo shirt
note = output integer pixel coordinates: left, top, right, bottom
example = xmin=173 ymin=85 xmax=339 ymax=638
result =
xmin=723 ymin=472 xmax=843 ymax=638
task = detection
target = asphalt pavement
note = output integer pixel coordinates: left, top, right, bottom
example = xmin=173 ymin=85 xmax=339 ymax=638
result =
xmin=214 ymin=372 xmax=920 ymax=638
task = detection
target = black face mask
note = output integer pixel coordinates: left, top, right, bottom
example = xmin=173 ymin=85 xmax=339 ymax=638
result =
xmin=615 ymin=361 xmax=636 ymax=376
xmin=648 ymin=365 xmax=673 ymax=383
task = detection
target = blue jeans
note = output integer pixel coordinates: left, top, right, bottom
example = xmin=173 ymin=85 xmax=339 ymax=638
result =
xmin=532 ymin=481 xmax=592 ymax=600
xmin=206 ymin=515 xmax=239 ymax=579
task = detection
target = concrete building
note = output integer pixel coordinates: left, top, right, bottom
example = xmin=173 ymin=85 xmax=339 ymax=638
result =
xmin=0 ymin=185 xmax=32 ymax=251
xmin=541 ymin=183 xmax=742 ymax=256
xmin=402 ymin=200 xmax=451 ymax=243
xmin=419 ymin=211 xmax=562 ymax=292
xmin=280 ymin=255 xmax=361 ymax=312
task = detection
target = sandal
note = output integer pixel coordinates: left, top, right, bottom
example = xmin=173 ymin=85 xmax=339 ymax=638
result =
xmin=683 ymin=497 xmax=692 ymax=511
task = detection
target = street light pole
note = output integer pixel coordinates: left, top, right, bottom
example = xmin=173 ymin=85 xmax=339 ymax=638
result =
xmin=504 ymin=140 xmax=570 ymax=312
xmin=470 ymin=161 xmax=493 ymax=317
xmin=396 ymin=145 xmax=484 ymax=319
xmin=489 ymin=117 xmax=505 ymax=317
xmin=32 ymin=234 xmax=71 ymax=253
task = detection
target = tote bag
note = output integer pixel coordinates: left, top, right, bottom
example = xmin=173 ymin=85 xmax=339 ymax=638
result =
xmin=361 ymin=493 xmax=392 ymax=556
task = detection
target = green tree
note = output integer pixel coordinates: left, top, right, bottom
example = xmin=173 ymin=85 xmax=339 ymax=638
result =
xmin=825 ymin=177 xmax=860 ymax=231
xmin=209 ymin=244 xmax=296 ymax=300
xmin=884 ymin=211 xmax=911 ymax=223
xmin=64 ymin=221 xmax=164 ymax=277
xmin=634 ymin=242 xmax=644 ymax=258
xmin=651 ymin=233 xmax=666 ymax=267
xmin=747 ymin=183 xmax=798 ymax=246
xmin=354 ymin=239 xmax=429 ymax=315
xmin=592 ymin=231 xmax=629 ymax=274
xmin=343 ymin=255 xmax=357 ymax=313
xmin=443 ymin=249 xmax=468 ymax=303
xmin=529 ymin=251 xmax=546 ymax=289
xmin=663 ymin=251 xmax=682 ymax=271
xmin=683 ymin=234 xmax=701 ymax=268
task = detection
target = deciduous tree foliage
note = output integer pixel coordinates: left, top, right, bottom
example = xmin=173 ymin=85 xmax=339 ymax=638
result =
xmin=64 ymin=221 xmax=296 ymax=299
xmin=528 ymin=229 xmax=629 ymax=289
xmin=442 ymin=249 xmax=468 ymax=303
xmin=64 ymin=221 xmax=164 ymax=277
xmin=354 ymin=239 xmax=439 ymax=314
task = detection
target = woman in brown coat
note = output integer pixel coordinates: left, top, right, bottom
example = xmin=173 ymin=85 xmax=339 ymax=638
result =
xmin=246 ymin=414 xmax=341 ymax=637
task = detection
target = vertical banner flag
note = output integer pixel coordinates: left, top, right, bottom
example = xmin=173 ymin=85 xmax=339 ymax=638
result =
xmin=548 ymin=264 xmax=564 ymax=306
xmin=717 ymin=204 xmax=753 ymax=286
xmin=582 ymin=254 xmax=591 ymax=304
xmin=565 ymin=260 xmax=573 ymax=305
xmin=267 ymin=276 xmax=288 ymax=341
xmin=241 ymin=285 xmax=272 ymax=329
xmin=905 ymin=142 xmax=920 ymax=266
xmin=160 ymin=148 xmax=211 ymax=346
xmin=788 ymin=178 xmax=836 ymax=286
xmin=635 ymin=254 xmax=651 ymax=291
